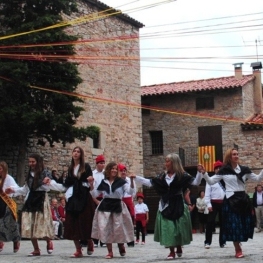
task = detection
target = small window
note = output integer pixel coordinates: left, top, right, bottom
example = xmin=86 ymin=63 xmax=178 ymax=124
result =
xmin=93 ymin=137 xmax=99 ymax=149
xmin=196 ymin=97 xmax=214 ymax=110
xmin=150 ymin=131 xmax=163 ymax=155
xmin=142 ymin=103 xmax=151 ymax=115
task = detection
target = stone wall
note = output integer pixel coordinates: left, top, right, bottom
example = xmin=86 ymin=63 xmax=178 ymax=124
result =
xmin=142 ymin=84 xmax=263 ymax=193
xmin=0 ymin=1 xmax=143 ymax=183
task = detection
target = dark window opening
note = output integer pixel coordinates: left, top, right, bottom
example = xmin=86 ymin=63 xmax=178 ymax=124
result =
xmin=142 ymin=103 xmax=151 ymax=115
xmin=93 ymin=137 xmax=99 ymax=149
xmin=150 ymin=131 xmax=163 ymax=155
xmin=196 ymin=97 xmax=214 ymax=110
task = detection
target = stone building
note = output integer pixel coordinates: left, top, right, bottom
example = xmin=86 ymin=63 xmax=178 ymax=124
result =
xmin=141 ymin=63 xmax=263 ymax=189
xmin=0 ymin=0 xmax=144 ymax=184
xmin=141 ymin=62 xmax=263 ymax=231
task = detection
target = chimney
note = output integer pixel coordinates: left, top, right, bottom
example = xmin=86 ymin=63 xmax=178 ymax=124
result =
xmin=251 ymin=62 xmax=262 ymax=114
xmin=233 ymin=62 xmax=243 ymax=79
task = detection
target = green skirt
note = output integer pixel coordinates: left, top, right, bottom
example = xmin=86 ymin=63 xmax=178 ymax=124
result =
xmin=154 ymin=204 xmax=192 ymax=246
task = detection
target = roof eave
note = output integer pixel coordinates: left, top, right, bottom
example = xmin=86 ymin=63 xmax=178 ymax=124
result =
xmin=83 ymin=0 xmax=144 ymax=28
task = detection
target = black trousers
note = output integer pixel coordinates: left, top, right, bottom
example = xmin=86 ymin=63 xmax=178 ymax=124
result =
xmin=136 ymin=221 xmax=146 ymax=242
xmin=205 ymin=202 xmax=223 ymax=246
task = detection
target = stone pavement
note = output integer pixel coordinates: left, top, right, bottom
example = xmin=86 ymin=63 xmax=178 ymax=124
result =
xmin=0 ymin=230 xmax=262 ymax=263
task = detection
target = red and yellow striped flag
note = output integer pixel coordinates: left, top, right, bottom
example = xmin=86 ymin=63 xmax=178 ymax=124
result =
xmin=198 ymin=146 xmax=215 ymax=172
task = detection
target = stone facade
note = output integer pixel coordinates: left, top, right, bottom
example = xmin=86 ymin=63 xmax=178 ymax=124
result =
xmin=142 ymin=75 xmax=263 ymax=194
xmin=0 ymin=0 xmax=144 ymax=184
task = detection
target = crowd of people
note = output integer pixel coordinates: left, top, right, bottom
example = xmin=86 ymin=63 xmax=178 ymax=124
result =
xmin=0 ymin=147 xmax=263 ymax=260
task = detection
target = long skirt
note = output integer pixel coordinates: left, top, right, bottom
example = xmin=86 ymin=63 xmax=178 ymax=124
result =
xmin=0 ymin=207 xmax=20 ymax=242
xmin=64 ymin=193 xmax=95 ymax=240
xmin=154 ymin=204 xmax=192 ymax=247
xmin=21 ymin=193 xmax=54 ymax=239
xmin=222 ymin=198 xmax=254 ymax=242
xmin=91 ymin=201 xmax=134 ymax=243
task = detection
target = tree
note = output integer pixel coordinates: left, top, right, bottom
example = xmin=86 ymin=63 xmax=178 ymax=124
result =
xmin=0 ymin=0 xmax=98 ymax=184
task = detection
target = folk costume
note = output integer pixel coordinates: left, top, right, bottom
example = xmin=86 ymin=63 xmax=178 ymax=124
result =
xmin=134 ymin=193 xmax=149 ymax=244
xmin=63 ymin=163 xmax=95 ymax=241
xmin=203 ymin=164 xmax=263 ymax=242
xmin=135 ymin=172 xmax=202 ymax=247
xmin=90 ymin=177 xmax=135 ymax=243
xmin=12 ymin=169 xmax=54 ymax=239
xmin=0 ymin=175 xmax=20 ymax=243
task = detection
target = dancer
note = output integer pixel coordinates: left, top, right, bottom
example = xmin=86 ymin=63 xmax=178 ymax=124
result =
xmin=0 ymin=161 xmax=20 ymax=253
xmin=196 ymin=190 xmax=207 ymax=234
xmin=92 ymin=154 xmax=106 ymax=248
xmin=118 ymin=163 xmax=136 ymax=247
xmin=134 ymin=193 xmax=149 ymax=245
xmin=202 ymin=148 xmax=263 ymax=258
xmin=204 ymin=160 xmax=226 ymax=249
xmin=131 ymin=153 xmax=203 ymax=260
xmin=88 ymin=161 xmax=135 ymax=259
xmin=5 ymin=154 xmax=54 ymax=256
xmin=58 ymin=146 xmax=95 ymax=258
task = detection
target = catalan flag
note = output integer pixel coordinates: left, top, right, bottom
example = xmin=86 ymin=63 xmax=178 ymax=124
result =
xmin=198 ymin=146 xmax=215 ymax=172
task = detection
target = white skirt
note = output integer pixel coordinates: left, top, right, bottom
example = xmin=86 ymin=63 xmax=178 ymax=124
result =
xmin=91 ymin=201 xmax=134 ymax=243
xmin=21 ymin=193 xmax=54 ymax=239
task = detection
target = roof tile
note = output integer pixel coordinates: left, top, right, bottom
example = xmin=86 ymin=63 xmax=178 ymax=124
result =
xmin=142 ymin=74 xmax=255 ymax=96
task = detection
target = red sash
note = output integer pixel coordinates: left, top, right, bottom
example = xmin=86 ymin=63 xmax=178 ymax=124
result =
xmin=136 ymin=213 xmax=147 ymax=227
xmin=122 ymin=196 xmax=135 ymax=217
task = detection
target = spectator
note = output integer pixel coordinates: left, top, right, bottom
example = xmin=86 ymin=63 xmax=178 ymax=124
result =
xmin=196 ymin=190 xmax=207 ymax=234
xmin=134 ymin=193 xmax=149 ymax=245
xmin=50 ymin=198 xmax=63 ymax=239
xmin=253 ymin=184 xmax=263 ymax=233
xmin=51 ymin=168 xmax=60 ymax=183
xmin=58 ymin=170 xmax=68 ymax=184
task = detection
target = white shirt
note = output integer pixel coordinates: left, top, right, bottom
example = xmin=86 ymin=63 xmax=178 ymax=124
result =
xmin=135 ymin=172 xmax=203 ymax=212
xmin=135 ymin=172 xmax=203 ymax=187
xmin=203 ymin=164 xmax=263 ymax=198
xmin=13 ymin=179 xmax=61 ymax=201
xmin=196 ymin=197 xmax=206 ymax=213
xmin=92 ymin=169 xmax=105 ymax=197
xmin=122 ymin=177 xmax=136 ymax=198
xmin=90 ymin=179 xmax=135 ymax=199
xmin=257 ymin=192 xmax=263 ymax=205
xmin=205 ymin=182 xmax=225 ymax=208
xmin=135 ymin=203 xmax=149 ymax=214
xmin=2 ymin=174 xmax=19 ymax=197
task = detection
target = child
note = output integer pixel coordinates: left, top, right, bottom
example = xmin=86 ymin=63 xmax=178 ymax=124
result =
xmin=134 ymin=193 xmax=149 ymax=245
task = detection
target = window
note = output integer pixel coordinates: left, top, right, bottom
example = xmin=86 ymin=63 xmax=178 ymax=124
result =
xmin=150 ymin=131 xmax=163 ymax=155
xmin=196 ymin=97 xmax=214 ymax=110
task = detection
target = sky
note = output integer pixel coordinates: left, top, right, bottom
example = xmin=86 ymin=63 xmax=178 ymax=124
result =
xmin=100 ymin=0 xmax=263 ymax=86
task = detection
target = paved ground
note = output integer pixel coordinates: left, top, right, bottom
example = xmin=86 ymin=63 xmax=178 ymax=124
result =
xmin=0 ymin=229 xmax=262 ymax=262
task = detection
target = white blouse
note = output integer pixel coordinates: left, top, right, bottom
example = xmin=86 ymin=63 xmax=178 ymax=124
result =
xmin=135 ymin=172 xmax=203 ymax=212
xmin=135 ymin=172 xmax=203 ymax=187
xmin=2 ymin=174 xmax=19 ymax=197
xmin=203 ymin=165 xmax=263 ymax=198
xmin=90 ymin=179 xmax=135 ymax=199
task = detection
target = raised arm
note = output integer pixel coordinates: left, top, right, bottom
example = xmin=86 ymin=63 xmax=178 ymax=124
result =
xmin=246 ymin=170 xmax=263 ymax=182
xmin=202 ymin=172 xmax=222 ymax=185
xmin=191 ymin=171 xmax=203 ymax=185
xmin=133 ymin=175 xmax=152 ymax=188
